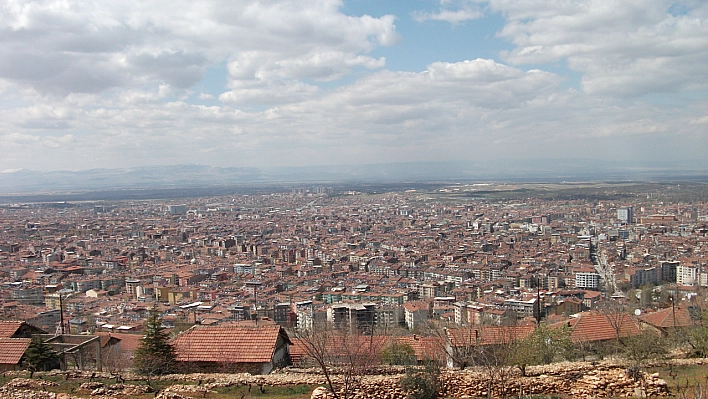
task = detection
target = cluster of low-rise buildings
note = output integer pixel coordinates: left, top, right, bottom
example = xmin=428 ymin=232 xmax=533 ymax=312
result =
xmin=0 ymin=186 xmax=706 ymax=343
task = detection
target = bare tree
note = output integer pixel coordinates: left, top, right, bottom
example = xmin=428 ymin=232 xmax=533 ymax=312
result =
xmin=292 ymin=321 xmax=387 ymax=399
xmin=436 ymin=324 xmax=532 ymax=398
xmin=599 ymin=300 xmax=637 ymax=356
xmin=473 ymin=326 xmax=527 ymax=399
xmin=102 ymin=347 xmax=132 ymax=373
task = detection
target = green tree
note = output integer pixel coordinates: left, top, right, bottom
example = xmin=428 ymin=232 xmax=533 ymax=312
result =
xmin=511 ymin=323 xmax=574 ymax=376
xmin=381 ymin=341 xmax=416 ymax=366
xmin=399 ymin=362 xmax=440 ymax=399
xmin=622 ymin=329 xmax=668 ymax=369
xmin=688 ymin=322 xmax=708 ymax=357
xmin=23 ymin=337 xmax=60 ymax=377
xmin=133 ymin=308 xmax=176 ymax=383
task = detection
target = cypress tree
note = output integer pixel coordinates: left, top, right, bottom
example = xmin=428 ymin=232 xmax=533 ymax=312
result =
xmin=23 ymin=337 xmax=60 ymax=377
xmin=133 ymin=308 xmax=176 ymax=379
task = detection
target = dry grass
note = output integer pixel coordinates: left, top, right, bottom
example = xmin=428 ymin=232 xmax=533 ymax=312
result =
xmin=648 ymin=363 xmax=708 ymax=399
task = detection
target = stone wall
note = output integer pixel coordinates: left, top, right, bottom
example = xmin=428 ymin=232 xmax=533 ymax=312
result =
xmin=156 ymin=360 xmax=672 ymax=398
xmin=306 ymin=363 xmax=670 ymax=399
xmin=1 ymin=359 xmax=687 ymax=399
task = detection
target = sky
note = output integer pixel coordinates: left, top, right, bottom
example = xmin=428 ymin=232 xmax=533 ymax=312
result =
xmin=0 ymin=0 xmax=707 ymax=172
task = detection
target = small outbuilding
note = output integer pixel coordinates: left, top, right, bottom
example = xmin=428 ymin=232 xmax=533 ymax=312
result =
xmin=172 ymin=322 xmax=291 ymax=374
xmin=0 ymin=338 xmax=31 ymax=372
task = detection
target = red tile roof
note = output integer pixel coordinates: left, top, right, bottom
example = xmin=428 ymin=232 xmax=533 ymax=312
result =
xmin=638 ymin=306 xmax=695 ymax=329
xmin=172 ymin=324 xmax=288 ymax=364
xmin=290 ymin=335 xmax=389 ymax=365
xmin=554 ymin=311 xmax=640 ymax=342
xmin=0 ymin=338 xmax=31 ymax=365
xmin=95 ymin=332 xmax=142 ymax=352
xmin=0 ymin=321 xmax=23 ymax=338
xmin=288 ymin=338 xmax=308 ymax=365
xmin=446 ymin=325 xmax=534 ymax=347
xmin=395 ymin=335 xmax=445 ymax=362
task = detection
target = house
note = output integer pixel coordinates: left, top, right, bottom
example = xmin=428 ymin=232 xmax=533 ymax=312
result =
xmin=555 ymin=311 xmax=640 ymax=343
xmin=289 ymin=334 xmax=389 ymax=368
xmin=0 ymin=338 xmax=31 ymax=371
xmin=0 ymin=320 xmax=46 ymax=338
xmin=446 ymin=325 xmax=535 ymax=348
xmin=638 ymin=306 xmax=696 ymax=335
xmin=580 ymin=291 xmax=602 ymax=309
xmin=445 ymin=325 xmax=534 ymax=368
xmin=552 ymin=297 xmax=583 ymax=316
xmin=394 ymin=335 xmax=446 ymax=365
xmin=172 ymin=322 xmax=291 ymax=374
xmin=403 ymin=301 xmax=431 ymax=330
xmin=0 ymin=321 xmax=46 ymax=371
xmin=95 ymin=331 xmax=143 ymax=371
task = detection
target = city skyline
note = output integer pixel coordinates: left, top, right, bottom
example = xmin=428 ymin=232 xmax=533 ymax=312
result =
xmin=1 ymin=0 xmax=707 ymax=173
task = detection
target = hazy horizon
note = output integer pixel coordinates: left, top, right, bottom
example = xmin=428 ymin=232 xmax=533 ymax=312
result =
xmin=1 ymin=160 xmax=707 ymax=197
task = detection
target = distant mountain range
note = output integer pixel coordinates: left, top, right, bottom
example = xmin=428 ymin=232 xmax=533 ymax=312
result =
xmin=0 ymin=165 xmax=266 ymax=194
xmin=0 ymin=159 xmax=706 ymax=196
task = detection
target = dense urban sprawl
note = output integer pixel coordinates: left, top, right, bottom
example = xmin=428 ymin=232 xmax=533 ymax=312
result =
xmin=1 ymin=183 xmax=707 ymax=375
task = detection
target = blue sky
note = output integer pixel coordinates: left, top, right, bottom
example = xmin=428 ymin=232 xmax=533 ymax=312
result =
xmin=190 ymin=1 xmax=517 ymax=104
xmin=342 ymin=1 xmax=512 ymax=71
xmin=0 ymin=0 xmax=706 ymax=172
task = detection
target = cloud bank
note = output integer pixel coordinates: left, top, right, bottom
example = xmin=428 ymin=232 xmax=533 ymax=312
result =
xmin=0 ymin=0 xmax=705 ymax=172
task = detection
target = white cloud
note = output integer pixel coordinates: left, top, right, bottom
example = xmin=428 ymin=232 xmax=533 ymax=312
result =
xmin=413 ymin=0 xmax=484 ymax=24
xmin=0 ymin=0 xmax=398 ymax=95
xmin=489 ymin=0 xmax=708 ymax=96
xmin=0 ymin=0 xmax=706 ymax=172
xmin=689 ymin=116 xmax=708 ymax=125
xmin=418 ymin=1 xmax=708 ymax=97
xmin=413 ymin=8 xmax=483 ymax=24
xmin=1 ymin=53 xmax=706 ymax=171
xmin=219 ymin=80 xmax=321 ymax=105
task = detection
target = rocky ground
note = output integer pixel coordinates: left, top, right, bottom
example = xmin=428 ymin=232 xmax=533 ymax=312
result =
xmin=1 ymin=359 xmax=703 ymax=399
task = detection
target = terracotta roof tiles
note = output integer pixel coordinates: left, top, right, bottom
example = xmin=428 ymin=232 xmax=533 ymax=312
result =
xmin=395 ymin=335 xmax=445 ymax=362
xmin=290 ymin=335 xmax=389 ymax=365
xmin=554 ymin=311 xmax=640 ymax=342
xmin=0 ymin=338 xmax=31 ymax=365
xmin=172 ymin=324 xmax=288 ymax=364
xmin=447 ymin=325 xmax=534 ymax=347
xmin=0 ymin=321 xmax=23 ymax=338
xmin=638 ymin=306 xmax=695 ymax=329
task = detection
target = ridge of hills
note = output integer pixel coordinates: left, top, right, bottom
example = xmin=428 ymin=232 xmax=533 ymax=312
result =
xmin=2 ymin=159 xmax=707 ymax=196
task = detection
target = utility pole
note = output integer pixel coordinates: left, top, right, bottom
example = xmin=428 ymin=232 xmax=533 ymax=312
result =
xmin=535 ymin=276 xmax=542 ymax=324
xmin=59 ymin=293 xmax=65 ymax=335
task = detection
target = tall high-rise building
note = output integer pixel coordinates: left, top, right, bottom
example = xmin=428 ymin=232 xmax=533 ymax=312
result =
xmin=617 ymin=206 xmax=634 ymax=224
xmin=167 ymin=204 xmax=187 ymax=215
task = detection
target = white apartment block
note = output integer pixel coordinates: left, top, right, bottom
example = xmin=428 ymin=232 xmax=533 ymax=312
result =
xmin=575 ymin=272 xmax=601 ymax=290
xmin=677 ymin=264 xmax=700 ymax=286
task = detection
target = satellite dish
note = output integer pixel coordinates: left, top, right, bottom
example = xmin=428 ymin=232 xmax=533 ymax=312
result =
xmin=634 ymin=309 xmax=641 ymax=316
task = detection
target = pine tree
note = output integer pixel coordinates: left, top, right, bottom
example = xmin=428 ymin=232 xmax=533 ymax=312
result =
xmin=134 ymin=308 xmax=176 ymax=381
xmin=23 ymin=337 xmax=60 ymax=377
